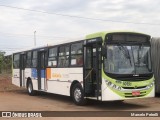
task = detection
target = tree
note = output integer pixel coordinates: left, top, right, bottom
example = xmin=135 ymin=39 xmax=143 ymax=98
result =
xmin=0 ymin=51 xmax=5 ymax=73
xmin=0 ymin=51 xmax=12 ymax=74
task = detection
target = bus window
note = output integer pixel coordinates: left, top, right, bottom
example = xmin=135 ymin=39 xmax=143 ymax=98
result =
xmin=32 ymin=51 xmax=37 ymax=67
xmin=13 ymin=54 xmax=20 ymax=68
xmin=48 ymin=47 xmax=57 ymax=67
xmin=71 ymin=42 xmax=83 ymax=66
xmin=26 ymin=52 xmax=32 ymax=68
xmin=58 ymin=45 xmax=70 ymax=67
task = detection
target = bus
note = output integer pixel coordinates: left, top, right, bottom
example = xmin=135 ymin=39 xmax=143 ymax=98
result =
xmin=151 ymin=37 xmax=160 ymax=94
xmin=12 ymin=31 xmax=155 ymax=105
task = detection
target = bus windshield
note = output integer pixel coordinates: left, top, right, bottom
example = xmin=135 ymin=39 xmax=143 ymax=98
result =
xmin=104 ymin=45 xmax=152 ymax=75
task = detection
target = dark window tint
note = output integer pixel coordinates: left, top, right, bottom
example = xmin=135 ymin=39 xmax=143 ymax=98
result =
xmin=13 ymin=54 xmax=20 ymax=68
xmin=26 ymin=52 xmax=32 ymax=67
xmin=32 ymin=51 xmax=37 ymax=67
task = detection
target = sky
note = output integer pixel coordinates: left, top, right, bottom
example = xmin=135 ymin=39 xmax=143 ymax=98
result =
xmin=0 ymin=0 xmax=160 ymax=55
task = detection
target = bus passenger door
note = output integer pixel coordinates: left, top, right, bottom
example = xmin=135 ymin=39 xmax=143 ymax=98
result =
xmin=83 ymin=38 xmax=102 ymax=100
xmin=37 ymin=51 xmax=46 ymax=91
xmin=20 ymin=54 xmax=26 ymax=87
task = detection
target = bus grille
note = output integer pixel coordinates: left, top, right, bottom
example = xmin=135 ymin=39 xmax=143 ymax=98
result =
xmin=122 ymin=86 xmax=146 ymax=89
xmin=124 ymin=91 xmax=146 ymax=98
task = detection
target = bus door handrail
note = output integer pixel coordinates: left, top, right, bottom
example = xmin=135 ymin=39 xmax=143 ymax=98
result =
xmin=84 ymin=68 xmax=94 ymax=80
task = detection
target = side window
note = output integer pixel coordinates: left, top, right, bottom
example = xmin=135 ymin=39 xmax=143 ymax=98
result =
xmin=86 ymin=48 xmax=92 ymax=68
xmin=48 ymin=47 xmax=57 ymax=67
xmin=32 ymin=51 xmax=37 ymax=67
xmin=13 ymin=54 xmax=20 ymax=68
xmin=71 ymin=42 xmax=83 ymax=66
xmin=58 ymin=45 xmax=70 ymax=67
xmin=26 ymin=52 xmax=32 ymax=68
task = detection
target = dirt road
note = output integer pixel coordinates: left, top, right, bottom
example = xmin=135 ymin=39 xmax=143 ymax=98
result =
xmin=0 ymin=74 xmax=160 ymax=119
xmin=1 ymin=91 xmax=160 ymax=111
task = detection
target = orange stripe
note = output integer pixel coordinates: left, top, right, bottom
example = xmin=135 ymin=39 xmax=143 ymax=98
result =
xmin=46 ymin=68 xmax=51 ymax=80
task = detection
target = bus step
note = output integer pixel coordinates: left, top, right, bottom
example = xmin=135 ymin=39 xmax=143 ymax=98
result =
xmin=95 ymin=90 xmax=101 ymax=96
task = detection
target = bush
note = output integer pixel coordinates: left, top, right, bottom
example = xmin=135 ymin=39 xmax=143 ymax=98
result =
xmin=0 ymin=51 xmax=12 ymax=74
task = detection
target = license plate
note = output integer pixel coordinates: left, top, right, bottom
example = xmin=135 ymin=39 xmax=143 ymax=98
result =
xmin=132 ymin=91 xmax=140 ymax=96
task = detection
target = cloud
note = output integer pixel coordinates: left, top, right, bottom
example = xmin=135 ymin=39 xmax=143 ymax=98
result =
xmin=0 ymin=0 xmax=160 ymax=55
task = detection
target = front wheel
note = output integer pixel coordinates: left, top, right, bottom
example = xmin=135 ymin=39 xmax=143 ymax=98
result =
xmin=71 ymin=83 xmax=87 ymax=106
xmin=27 ymin=81 xmax=36 ymax=96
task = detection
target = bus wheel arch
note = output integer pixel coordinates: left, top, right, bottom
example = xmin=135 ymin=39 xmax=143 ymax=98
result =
xmin=26 ymin=77 xmax=36 ymax=96
xmin=70 ymin=81 xmax=86 ymax=105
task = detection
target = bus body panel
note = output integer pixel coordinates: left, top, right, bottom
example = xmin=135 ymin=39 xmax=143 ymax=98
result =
xmin=32 ymin=78 xmax=38 ymax=91
xmin=101 ymin=76 xmax=155 ymax=101
xmin=25 ymin=68 xmax=39 ymax=90
xmin=12 ymin=69 xmax=20 ymax=87
xmin=46 ymin=68 xmax=83 ymax=96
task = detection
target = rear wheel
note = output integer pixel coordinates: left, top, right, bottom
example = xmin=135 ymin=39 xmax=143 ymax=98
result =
xmin=71 ymin=83 xmax=87 ymax=105
xmin=27 ymin=81 xmax=36 ymax=96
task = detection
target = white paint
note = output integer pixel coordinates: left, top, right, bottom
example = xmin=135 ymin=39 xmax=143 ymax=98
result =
xmin=12 ymin=69 xmax=26 ymax=87
xmin=41 ymin=77 xmax=45 ymax=90
xmin=47 ymin=81 xmax=70 ymax=96
xmin=12 ymin=69 xmax=20 ymax=87
xmin=25 ymin=68 xmax=32 ymax=79
xmin=47 ymin=68 xmax=83 ymax=96
xmin=145 ymin=85 xmax=155 ymax=98
xmin=102 ymin=78 xmax=122 ymax=101
xmin=32 ymin=79 xmax=38 ymax=90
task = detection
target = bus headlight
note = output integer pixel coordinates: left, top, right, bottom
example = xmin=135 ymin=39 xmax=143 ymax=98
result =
xmin=118 ymin=86 xmax=122 ymax=91
xmin=108 ymin=81 xmax=112 ymax=86
xmin=146 ymin=81 xmax=154 ymax=89
xmin=112 ymin=84 xmax=116 ymax=89
xmin=105 ymin=80 xmax=122 ymax=91
xmin=113 ymin=85 xmax=122 ymax=91
xmin=105 ymin=80 xmax=112 ymax=86
xmin=151 ymin=81 xmax=154 ymax=87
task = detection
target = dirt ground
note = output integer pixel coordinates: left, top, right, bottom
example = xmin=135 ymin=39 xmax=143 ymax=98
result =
xmin=0 ymin=74 xmax=160 ymax=120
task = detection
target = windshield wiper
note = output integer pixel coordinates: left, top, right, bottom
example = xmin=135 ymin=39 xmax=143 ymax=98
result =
xmin=118 ymin=44 xmax=132 ymax=66
xmin=135 ymin=44 xmax=144 ymax=67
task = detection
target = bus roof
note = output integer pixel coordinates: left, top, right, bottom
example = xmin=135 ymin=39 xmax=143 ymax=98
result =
xmin=85 ymin=31 xmax=150 ymax=40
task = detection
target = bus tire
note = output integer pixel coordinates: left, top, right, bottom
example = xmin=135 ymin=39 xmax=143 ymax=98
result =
xmin=71 ymin=83 xmax=87 ymax=106
xmin=27 ymin=81 xmax=36 ymax=96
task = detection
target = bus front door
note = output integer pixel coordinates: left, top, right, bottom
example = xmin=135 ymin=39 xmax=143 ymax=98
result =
xmin=20 ymin=54 xmax=26 ymax=87
xmin=84 ymin=38 xmax=102 ymax=100
xmin=37 ymin=51 xmax=46 ymax=91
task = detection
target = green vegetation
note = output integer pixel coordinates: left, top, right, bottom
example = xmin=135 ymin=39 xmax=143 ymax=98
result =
xmin=0 ymin=51 xmax=12 ymax=74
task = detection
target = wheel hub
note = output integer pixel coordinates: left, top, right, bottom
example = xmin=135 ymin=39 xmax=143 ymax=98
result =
xmin=28 ymin=84 xmax=32 ymax=93
xmin=74 ymin=88 xmax=81 ymax=102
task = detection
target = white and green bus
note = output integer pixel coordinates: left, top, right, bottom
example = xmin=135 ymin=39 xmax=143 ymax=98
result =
xmin=12 ymin=31 xmax=155 ymax=105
